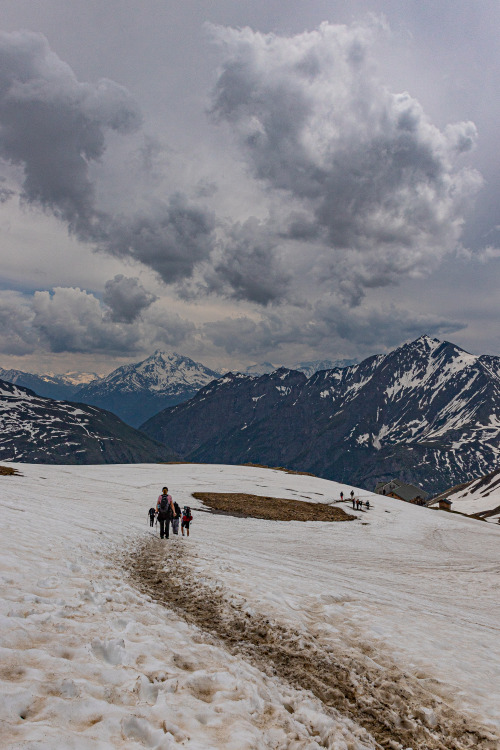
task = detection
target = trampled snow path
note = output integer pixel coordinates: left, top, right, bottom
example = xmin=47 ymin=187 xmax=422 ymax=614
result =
xmin=1 ymin=463 xmax=499 ymax=749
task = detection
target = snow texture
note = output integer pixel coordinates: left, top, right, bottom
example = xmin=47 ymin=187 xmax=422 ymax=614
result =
xmin=442 ymin=467 xmax=500 ymax=523
xmin=0 ymin=462 xmax=499 ymax=749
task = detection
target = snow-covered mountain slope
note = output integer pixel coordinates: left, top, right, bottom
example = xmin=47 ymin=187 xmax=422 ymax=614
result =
xmin=243 ymin=361 xmax=277 ymax=375
xmin=75 ymin=351 xmax=221 ymax=427
xmin=243 ymin=358 xmax=358 ymax=377
xmin=1 ymin=462 xmax=498 ymax=748
xmin=142 ymin=336 xmax=500 ymax=494
xmin=50 ymin=370 xmax=101 ymax=386
xmin=436 ymin=468 xmax=500 ymax=523
xmin=0 ymin=367 xmax=89 ymax=400
xmin=291 ymin=357 xmax=358 ymax=377
xmin=0 ymin=378 xmax=173 ymax=464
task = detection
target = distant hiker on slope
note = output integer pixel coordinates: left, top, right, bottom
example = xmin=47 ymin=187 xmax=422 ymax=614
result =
xmin=340 ymin=491 xmax=344 ymax=502
xmin=156 ymin=487 xmax=175 ymax=539
xmin=171 ymin=500 xmax=181 ymax=536
xmin=181 ymin=506 xmax=193 ymax=537
xmin=148 ymin=507 xmax=156 ymax=527
xmin=352 ymin=495 xmax=356 ymax=509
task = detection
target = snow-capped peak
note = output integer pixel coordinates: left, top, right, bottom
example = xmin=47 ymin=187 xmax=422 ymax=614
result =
xmin=409 ymin=334 xmax=442 ymax=352
xmin=49 ymin=371 xmax=101 ymax=386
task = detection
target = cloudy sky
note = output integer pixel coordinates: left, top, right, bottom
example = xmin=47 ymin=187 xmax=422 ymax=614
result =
xmin=1 ymin=0 xmax=499 ymax=375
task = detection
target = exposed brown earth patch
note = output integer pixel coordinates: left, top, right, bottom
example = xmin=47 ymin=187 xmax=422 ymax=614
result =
xmin=0 ymin=465 xmax=21 ymax=476
xmin=123 ymin=538 xmax=499 ymax=750
xmin=192 ymin=491 xmax=354 ymax=522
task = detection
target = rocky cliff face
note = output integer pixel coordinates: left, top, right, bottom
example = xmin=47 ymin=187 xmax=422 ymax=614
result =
xmin=141 ymin=336 xmax=500 ymax=494
xmin=0 ymin=379 xmax=173 ymax=464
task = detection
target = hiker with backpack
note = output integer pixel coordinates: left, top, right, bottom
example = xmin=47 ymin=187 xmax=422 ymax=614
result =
xmin=156 ymin=487 xmax=175 ymax=539
xmin=181 ymin=506 xmax=193 ymax=537
xmin=171 ymin=500 xmax=181 ymax=536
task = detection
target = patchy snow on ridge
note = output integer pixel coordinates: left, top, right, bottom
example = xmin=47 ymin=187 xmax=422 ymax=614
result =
xmin=51 ymin=371 xmax=101 ymax=386
xmin=443 ymin=467 xmax=500 ymax=522
xmin=0 ymin=462 xmax=499 ymax=749
xmin=83 ymin=351 xmax=220 ymax=395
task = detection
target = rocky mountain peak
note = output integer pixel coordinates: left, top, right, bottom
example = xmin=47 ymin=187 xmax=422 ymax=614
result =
xmin=141 ymin=336 xmax=500 ymax=494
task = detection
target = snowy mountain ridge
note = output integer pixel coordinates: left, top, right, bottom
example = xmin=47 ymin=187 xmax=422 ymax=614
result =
xmin=243 ymin=358 xmax=358 ymax=377
xmin=142 ymin=335 xmax=500 ymax=494
xmin=291 ymin=357 xmax=359 ymax=377
xmin=75 ymin=350 xmax=221 ymax=427
xmin=84 ymin=350 xmax=219 ymax=394
xmin=46 ymin=370 xmax=101 ymax=386
xmin=0 ymin=367 xmax=95 ymax=400
xmin=434 ymin=467 xmax=500 ymax=523
xmin=0 ymin=378 xmax=171 ymax=464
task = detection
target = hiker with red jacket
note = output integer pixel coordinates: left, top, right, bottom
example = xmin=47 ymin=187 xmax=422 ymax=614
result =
xmin=156 ymin=487 xmax=175 ymax=539
xmin=181 ymin=506 xmax=193 ymax=537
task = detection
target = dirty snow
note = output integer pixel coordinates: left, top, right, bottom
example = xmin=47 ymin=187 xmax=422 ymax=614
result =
xmin=0 ymin=462 xmax=499 ymax=749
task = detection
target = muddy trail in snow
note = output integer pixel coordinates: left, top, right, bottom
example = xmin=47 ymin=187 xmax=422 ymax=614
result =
xmin=123 ymin=538 xmax=499 ymax=750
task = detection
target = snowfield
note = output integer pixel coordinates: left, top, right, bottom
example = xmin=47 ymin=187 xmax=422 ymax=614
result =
xmin=1 ymin=462 xmax=499 ymax=749
xmin=443 ymin=470 xmax=500 ymax=522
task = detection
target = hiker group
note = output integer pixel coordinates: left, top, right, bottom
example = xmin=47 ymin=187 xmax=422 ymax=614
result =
xmin=148 ymin=486 xmax=193 ymax=539
xmin=340 ymin=489 xmax=370 ymax=511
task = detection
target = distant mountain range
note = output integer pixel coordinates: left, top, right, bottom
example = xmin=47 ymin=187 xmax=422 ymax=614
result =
xmin=0 ymin=355 xmax=356 ymax=428
xmin=243 ymin=358 xmax=358 ymax=377
xmin=0 ymin=352 xmax=220 ymax=428
xmin=0 ymin=378 xmax=173 ymax=464
xmin=141 ymin=336 xmax=500 ymax=495
xmin=74 ymin=351 xmax=221 ymax=427
xmin=0 ymin=367 xmax=100 ymax=401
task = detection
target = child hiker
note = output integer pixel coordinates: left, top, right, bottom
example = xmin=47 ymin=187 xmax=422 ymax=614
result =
xmin=181 ymin=506 xmax=193 ymax=537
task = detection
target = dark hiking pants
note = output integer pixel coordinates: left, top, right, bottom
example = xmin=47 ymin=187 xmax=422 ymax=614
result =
xmin=159 ymin=516 xmax=170 ymax=539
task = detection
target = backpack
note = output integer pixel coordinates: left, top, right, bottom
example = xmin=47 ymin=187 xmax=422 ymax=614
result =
xmin=174 ymin=501 xmax=181 ymax=517
xmin=183 ymin=506 xmax=192 ymax=520
xmin=160 ymin=495 xmax=169 ymax=512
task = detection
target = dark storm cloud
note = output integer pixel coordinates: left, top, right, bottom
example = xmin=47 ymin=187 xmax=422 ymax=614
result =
xmin=103 ymin=274 xmax=157 ymax=323
xmin=102 ymin=195 xmax=216 ymax=284
xmin=31 ymin=287 xmax=144 ymax=354
xmin=314 ymin=300 xmax=466 ymax=349
xmin=146 ymin=306 xmax=196 ymax=348
xmin=204 ymin=217 xmax=291 ymax=304
xmin=0 ymin=31 xmax=216 ymax=286
xmin=0 ymin=291 xmax=38 ymax=354
xmin=0 ymin=286 xmax=195 ymax=356
xmin=0 ymin=178 xmax=14 ymax=203
xmin=210 ymin=22 xmax=483 ymax=297
xmin=203 ymin=313 xmax=291 ymax=356
xmin=0 ymin=30 xmax=141 ymax=235
xmin=204 ymin=302 xmax=465 ymax=358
